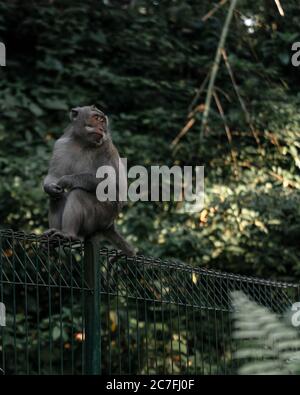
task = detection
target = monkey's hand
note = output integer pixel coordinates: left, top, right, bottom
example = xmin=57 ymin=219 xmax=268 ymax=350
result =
xmin=57 ymin=173 xmax=98 ymax=192
xmin=57 ymin=175 xmax=74 ymax=191
xmin=44 ymin=183 xmax=64 ymax=199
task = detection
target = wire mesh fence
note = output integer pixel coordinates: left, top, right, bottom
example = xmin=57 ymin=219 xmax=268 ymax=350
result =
xmin=0 ymin=229 xmax=299 ymax=375
xmin=0 ymin=230 xmax=87 ymax=374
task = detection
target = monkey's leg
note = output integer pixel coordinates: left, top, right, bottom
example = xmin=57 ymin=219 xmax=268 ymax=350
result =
xmin=41 ymin=196 xmax=67 ymax=240
xmin=105 ymin=225 xmax=136 ymax=257
xmin=50 ymin=189 xmax=83 ymax=240
xmin=49 ymin=195 xmax=67 ymax=229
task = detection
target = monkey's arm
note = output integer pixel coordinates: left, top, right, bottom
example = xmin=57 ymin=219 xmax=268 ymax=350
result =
xmin=43 ymin=142 xmax=68 ymax=198
xmin=57 ymin=173 xmax=99 ymax=192
xmin=43 ymin=174 xmax=64 ymax=198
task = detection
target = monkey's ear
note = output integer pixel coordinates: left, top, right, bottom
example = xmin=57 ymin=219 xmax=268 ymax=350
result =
xmin=70 ymin=108 xmax=79 ymax=121
xmin=105 ymin=115 xmax=109 ymax=128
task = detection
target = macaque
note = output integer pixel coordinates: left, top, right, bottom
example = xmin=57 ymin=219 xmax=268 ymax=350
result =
xmin=43 ymin=105 xmax=135 ymax=257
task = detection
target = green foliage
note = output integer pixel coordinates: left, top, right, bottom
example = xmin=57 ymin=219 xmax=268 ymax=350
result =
xmin=1 ymin=1 xmax=300 ymax=375
xmin=232 ymin=291 xmax=300 ymax=375
xmin=0 ymin=0 xmax=299 ymax=281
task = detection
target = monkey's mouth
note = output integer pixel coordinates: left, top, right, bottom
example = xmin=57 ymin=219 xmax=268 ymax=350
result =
xmin=85 ymin=126 xmax=105 ymax=145
xmin=86 ymin=126 xmax=104 ymax=137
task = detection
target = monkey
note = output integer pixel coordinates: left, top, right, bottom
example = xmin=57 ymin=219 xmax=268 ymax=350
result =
xmin=42 ymin=105 xmax=135 ymax=257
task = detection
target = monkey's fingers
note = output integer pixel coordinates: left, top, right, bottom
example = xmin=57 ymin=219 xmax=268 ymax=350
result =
xmin=45 ymin=183 xmax=64 ymax=198
xmin=49 ymin=231 xmax=81 ymax=243
xmin=42 ymin=228 xmax=58 ymax=237
xmin=39 ymin=229 xmax=62 ymax=250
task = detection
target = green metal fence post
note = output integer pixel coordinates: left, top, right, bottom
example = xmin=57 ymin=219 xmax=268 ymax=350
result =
xmin=84 ymin=236 xmax=101 ymax=375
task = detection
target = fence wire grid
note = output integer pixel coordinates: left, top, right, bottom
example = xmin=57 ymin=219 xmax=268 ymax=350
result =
xmin=0 ymin=229 xmax=299 ymax=375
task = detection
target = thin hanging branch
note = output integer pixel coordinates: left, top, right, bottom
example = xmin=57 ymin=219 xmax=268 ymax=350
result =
xmin=201 ymin=0 xmax=229 ymax=22
xmin=221 ymin=48 xmax=260 ymax=145
xmin=213 ymin=90 xmax=238 ymax=177
xmin=188 ymin=73 xmax=209 ymax=114
xmin=274 ymin=0 xmax=284 ymax=16
xmin=200 ymin=0 xmax=238 ymax=139
xmin=171 ymin=117 xmax=196 ymax=147
xmin=172 ymin=75 xmax=208 ymax=147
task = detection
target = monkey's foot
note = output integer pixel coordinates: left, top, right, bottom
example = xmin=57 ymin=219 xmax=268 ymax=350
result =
xmin=39 ymin=229 xmax=59 ymax=245
xmin=49 ymin=231 xmax=81 ymax=242
xmin=39 ymin=229 xmax=61 ymax=250
xmin=42 ymin=228 xmax=58 ymax=237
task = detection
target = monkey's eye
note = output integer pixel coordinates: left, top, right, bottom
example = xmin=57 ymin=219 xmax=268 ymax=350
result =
xmin=71 ymin=109 xmax=79 ymax=119
xmin=93 ymin=114 xmax=106 ymax=123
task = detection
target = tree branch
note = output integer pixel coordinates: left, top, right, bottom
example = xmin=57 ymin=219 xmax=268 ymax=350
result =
xmin=200 ymin=0 xmax=238 ymax=139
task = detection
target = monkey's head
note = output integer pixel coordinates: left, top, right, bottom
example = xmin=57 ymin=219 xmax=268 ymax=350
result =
xmin=69 ymin=105 xmax=110 ymax=147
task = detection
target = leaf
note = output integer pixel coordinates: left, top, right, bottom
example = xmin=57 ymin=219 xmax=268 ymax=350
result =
xmin=42 ymin=99 xmax=69 ymax=111
xmin=52 ymin=326 xmax=61 ymax=341
xmin=232 ymin=292 xmax=300 ymax=375
xmin=28 ymin=102 xmax=44 ymax=117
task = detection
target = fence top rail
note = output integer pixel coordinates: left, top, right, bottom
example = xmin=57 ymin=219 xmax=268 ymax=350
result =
xmin=129 ymin=255 xmax=298 ymax=288
xmin=0 ymin=228 xmax=299 ymax=290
